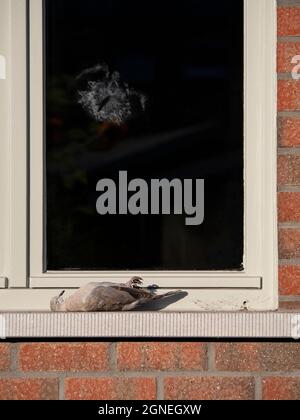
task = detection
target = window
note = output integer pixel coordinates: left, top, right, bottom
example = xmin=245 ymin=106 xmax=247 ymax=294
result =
xmin=0 ymin=0 xmax=277 ymax=312
xmin=45 ymin=0 xmax=244 ymax=272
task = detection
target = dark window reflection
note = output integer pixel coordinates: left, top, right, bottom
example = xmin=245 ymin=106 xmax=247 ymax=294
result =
xmin=45 ymin=0 xmax=244 ymax=271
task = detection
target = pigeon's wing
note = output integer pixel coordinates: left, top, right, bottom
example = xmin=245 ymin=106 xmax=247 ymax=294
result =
xmin=82 ymin=282 xmax=156 ymax=309
xmin=111 ymin=285 xmax=155 ymax=300
xmin=121 ymin=290 xmax=185 ymax=311
xmin=58 ymin=284 xmax=135 ymax=312
xmin=111 ymin=285 xmax=185 ymax=311
xmin=85 ymin=286 xmax=137 ymax=311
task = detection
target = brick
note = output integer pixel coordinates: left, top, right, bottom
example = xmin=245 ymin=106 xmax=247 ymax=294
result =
xmin=279 ymin=229 xmax=300 ymax=259
xmin=278 ymin=42 xmax=300 ymax=74
xmin=259 ymin=344 xmax=300 ymax=371
xmin=117 ymin=343 xmax=143 ymax=371
xmin=65 ymin=377 xmax=156 ymax=400
xmin=19 ymin=343 xmax=109 ymax=372
xmin=278 ymin=80 xmax=300 ymax=111
xmin=278 ymin=155 xmax=300 ymax=186
xmin=279 ymin=300 xmax=300 ymax=311
xmin=215 ymin=344 xmax=260 ymax=371
xmin=278 ymin=117 xmax=300 ymax=147
xmin=164 ymin=377 xmax=255 ymax=400
xmin=0 ymin=379 xmax=58 ymax=400
xmin=117 ymin=342 xmax=206 ymax=371
xmin=178 ymin=343 xmax=207 ymax=370
xmin=215 ymin=343 xmax=300 ymax=372
xmin=262 ymin=377 xmax=300 ymax=400
xmin=278 ymin=7 xmax=300 ymax=37
xmin=278 ymin=192 xmax=300 ymax=222
xmin=0 ymin=344 xmax=10 ymax=371
xmin=279 ymin=265 xmax=300 ymax=295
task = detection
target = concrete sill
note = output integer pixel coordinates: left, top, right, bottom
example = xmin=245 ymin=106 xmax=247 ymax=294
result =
xmin=1 ymin=311 xmax=300 ymax=339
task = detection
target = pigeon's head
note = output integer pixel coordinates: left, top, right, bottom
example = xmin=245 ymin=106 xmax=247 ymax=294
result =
xmin=50 ymin=290 xmax=66 ymax=312
xmin=129 ymin=277 xmax=143 ymax=288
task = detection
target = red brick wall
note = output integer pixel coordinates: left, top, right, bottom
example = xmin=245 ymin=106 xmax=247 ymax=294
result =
xmin=0 ymin=1 xmax=300 ymax=401
xmin=0 ymin=342 xmax=299 ymax=400
xmin=278 ymin=1 xmax=300 ymax=312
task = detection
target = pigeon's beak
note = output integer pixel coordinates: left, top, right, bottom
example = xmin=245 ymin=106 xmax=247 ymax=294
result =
xmin=57 ymin=290 xmax=66 ymax=305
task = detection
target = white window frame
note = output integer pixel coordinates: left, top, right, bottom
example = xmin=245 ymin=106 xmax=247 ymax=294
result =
xmin=0 ymin=0 xmax=278 ymax=312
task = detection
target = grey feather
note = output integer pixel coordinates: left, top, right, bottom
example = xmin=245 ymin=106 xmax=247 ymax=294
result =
xmin=50 ymin=277 xmax=184 ymax=312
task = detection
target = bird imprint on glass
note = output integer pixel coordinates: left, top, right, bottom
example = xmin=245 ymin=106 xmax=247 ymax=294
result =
xmin=77 ymin=63 xmax=147 ymax=125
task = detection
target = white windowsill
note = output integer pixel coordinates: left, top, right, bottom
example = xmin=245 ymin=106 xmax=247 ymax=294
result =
xmin=1 ymin=311 xmax=299 ymax=339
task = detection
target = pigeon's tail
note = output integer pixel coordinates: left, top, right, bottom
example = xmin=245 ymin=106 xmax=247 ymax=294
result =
xmin=151 ymin=290 xmax=185 ymax=301
xmin=122 ymin=290 xmax=186 ymax=311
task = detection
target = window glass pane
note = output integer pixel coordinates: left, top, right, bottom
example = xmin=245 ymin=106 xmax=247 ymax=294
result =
xmin=45 ymin=0 xmax=244 ymax=271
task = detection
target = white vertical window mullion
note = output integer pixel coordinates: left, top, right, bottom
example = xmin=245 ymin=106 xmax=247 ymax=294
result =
xmin=0 ymin=0 xmax=10 ymax=287
xmin=29 ymin=0 xmax=44 ymax=277
xmin=6 ymin=0 xmax=28 ymax=287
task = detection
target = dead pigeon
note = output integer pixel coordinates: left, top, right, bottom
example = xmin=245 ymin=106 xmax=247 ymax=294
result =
xmin=50 ymin=277 xmax=184 ymax=312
